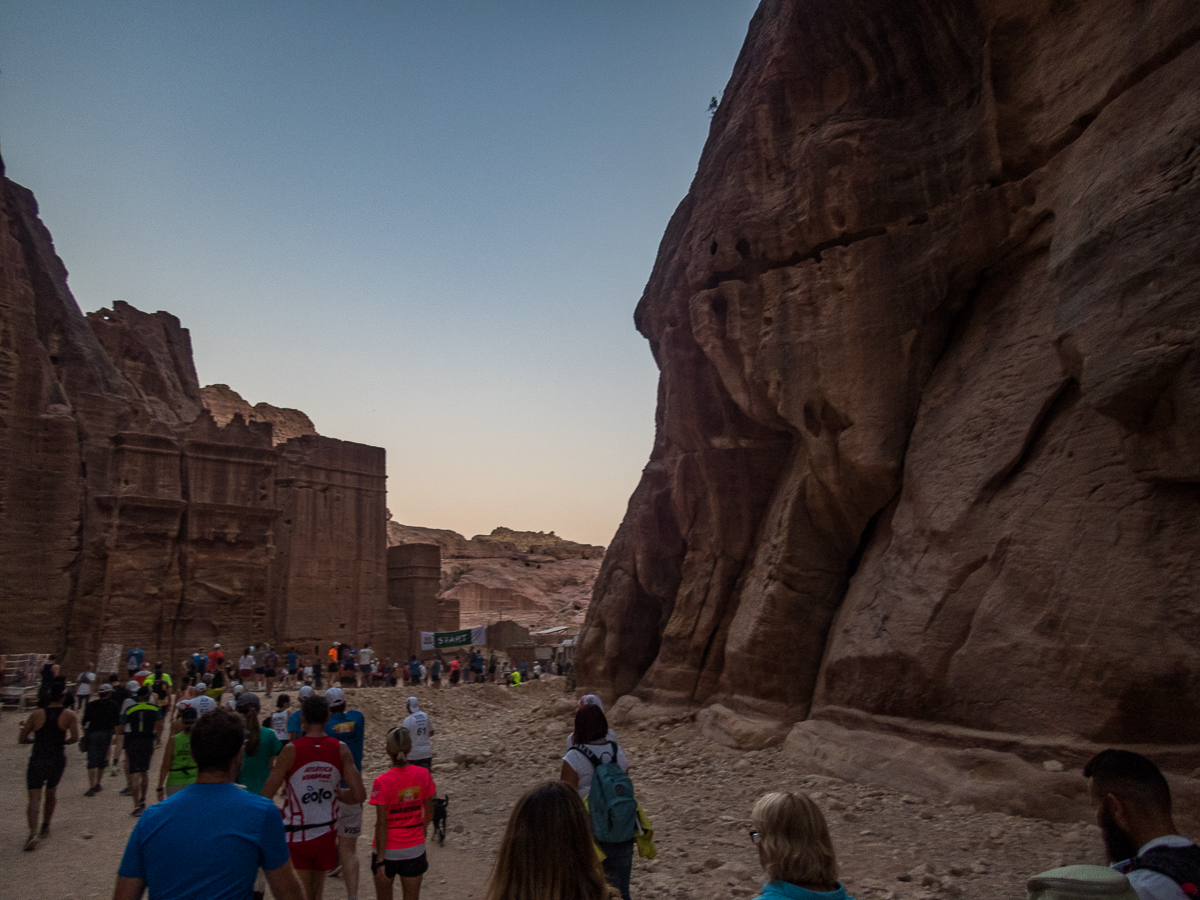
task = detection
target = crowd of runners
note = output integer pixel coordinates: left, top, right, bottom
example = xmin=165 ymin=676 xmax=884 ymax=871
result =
xmin=16 ymin=649 xmax=1200 ymax=900
xmin=54 ymin=641 xmax=575 ymax=696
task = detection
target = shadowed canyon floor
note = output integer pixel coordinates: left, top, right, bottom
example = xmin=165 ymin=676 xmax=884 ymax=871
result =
xmin=0 ymin=679 xmax=1160 ymax=900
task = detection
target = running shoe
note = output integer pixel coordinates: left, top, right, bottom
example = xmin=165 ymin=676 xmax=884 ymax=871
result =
xmin=85 ymin=786 xmax=98 ymax=797
xmin=39 ymin=824 xmax=49 ymax=838
xmin=132 ymin=804 xmax=145 ymax=817
xmin=119 ymin=787 xmax=133 ymax=796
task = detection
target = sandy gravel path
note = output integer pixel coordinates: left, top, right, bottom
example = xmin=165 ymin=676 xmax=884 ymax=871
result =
xmin=0 ymin=678 xmax=1131 ymax=899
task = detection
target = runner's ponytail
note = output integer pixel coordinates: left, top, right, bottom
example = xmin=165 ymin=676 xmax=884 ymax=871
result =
xmin=242 ymin=706 xmax=261 ymax=755
xmin=386 ymin=726 xmax=412 ymax=767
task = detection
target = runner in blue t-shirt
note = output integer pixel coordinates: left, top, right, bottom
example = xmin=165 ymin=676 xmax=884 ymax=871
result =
xmin=285 ymin=649 xmax=299 ymax=687
xmin=126 ymin=648 xmax=144 ymax=678
xmin=285 ymin=686 xmax=313 ymax=740
xmin=323 ymin=687 xmax=366 ymax=900
xmin=113 ymin=707 xmax=302 ymax=900
xmin=323 ymin=691 xmax=364 ymax=768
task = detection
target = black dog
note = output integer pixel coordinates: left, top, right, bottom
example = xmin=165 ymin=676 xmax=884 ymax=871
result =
xmin=432 ymin=796 xmax=449 ymax=845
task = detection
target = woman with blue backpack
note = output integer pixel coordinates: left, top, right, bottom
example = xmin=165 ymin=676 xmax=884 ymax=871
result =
xmin=561 ymin=704 xmax=636 ymax=900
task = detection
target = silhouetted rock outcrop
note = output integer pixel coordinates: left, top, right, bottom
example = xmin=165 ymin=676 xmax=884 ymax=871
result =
xmin=201 ymin=383 xmax=317 ymax=446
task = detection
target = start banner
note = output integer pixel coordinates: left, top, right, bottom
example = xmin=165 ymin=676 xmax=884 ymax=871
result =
xmin=420 ymin=626 xmax=487 ymax=650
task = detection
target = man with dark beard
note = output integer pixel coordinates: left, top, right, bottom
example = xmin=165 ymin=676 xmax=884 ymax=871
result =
xmin=1084 ymin=750 xmax=1199 ymax=900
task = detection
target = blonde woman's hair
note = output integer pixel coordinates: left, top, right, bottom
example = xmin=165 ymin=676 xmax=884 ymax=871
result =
xmin=386 ymin=726 xmax=412 ymax=766
xmin=484 ymin=780 xmax=613 ymax=900
xmin=751 ymin=791 xmax=839 ymax=889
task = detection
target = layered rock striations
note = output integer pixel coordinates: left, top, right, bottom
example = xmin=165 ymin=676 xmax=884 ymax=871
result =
xmin=579 ymin=0 xmax=1200 ymax=752
xmin=0 ymin=159 xmax=390 ymax=667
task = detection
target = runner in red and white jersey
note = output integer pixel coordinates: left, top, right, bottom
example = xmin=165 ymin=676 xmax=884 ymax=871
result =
xmin=262 ymin=694 xmax=364 ymax=900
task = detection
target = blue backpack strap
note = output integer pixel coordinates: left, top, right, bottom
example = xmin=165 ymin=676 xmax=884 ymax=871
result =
xmin=1130 ymin=845 xmax=1200 ymax=896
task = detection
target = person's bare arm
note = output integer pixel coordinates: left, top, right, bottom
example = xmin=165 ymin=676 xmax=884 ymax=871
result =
xmin=64 ymin=709 xmax=80 ymax=744
xmin=337 ymin=743 xmax=366 ymax=805
xmin=373 ymin=803 xmax=389 ymax=859
xmin=560 ymin=759 xmax=579 ymax=790
xmin=18 ymin=710 xmax=44 ymax=744
xmin=112 ymin=876 xmax=145 ymax=900
xmin=263 ymin=860 xmax=305 ymax=900
xmin=260 ymin=743 xmax=295 ymax=798
xmin=157 ymin=736 xmax=175 ymax=792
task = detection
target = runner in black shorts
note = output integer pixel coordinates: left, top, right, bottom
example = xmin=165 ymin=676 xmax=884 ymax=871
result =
xmin=122 ymin=686 xmax=162 ymax=817
xmin=263 ymin=645 xmax=279 ymax=697
xmin=371 ymin=853 xmax=430 ymax=879
xmin=19 ymin=679 xmax=79 ymax=851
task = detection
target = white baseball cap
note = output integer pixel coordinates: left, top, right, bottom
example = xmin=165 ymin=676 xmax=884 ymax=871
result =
xmin=298 ymin=685 xmax=313 ymax=699
xmin=126 ymin=680 xmax=139 ymax=692
xmin=213 ymin=643 xmax=221 ymax=649
xmin=192 ymin=695 xmax=217 ymax=715
xmin=324 ymin=687 xmax=345 ymax=706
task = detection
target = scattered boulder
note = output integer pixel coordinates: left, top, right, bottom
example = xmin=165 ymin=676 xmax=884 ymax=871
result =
xmin=782 ymin=718 xmax=1090 ymax=822
xmin=697 ymin=704 xmax=792 ymax=750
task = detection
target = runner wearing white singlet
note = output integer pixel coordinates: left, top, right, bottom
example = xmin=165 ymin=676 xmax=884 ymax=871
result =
xmin=401 ymin=697 xmax=435 ymax=770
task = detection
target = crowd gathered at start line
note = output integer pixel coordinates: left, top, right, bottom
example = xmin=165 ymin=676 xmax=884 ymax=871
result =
xmin=15 ymin=644 xmax=1200 ymax=900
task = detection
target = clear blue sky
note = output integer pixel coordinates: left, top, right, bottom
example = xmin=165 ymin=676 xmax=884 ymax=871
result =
xmin=0 ymin=1 xmax=758 ymax=547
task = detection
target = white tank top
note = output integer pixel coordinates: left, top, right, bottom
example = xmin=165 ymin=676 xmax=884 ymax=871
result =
xmin=271 ymin=710 xmax=290 ymax=741
xmin=403 ymin=711 xmax=432 ymax=759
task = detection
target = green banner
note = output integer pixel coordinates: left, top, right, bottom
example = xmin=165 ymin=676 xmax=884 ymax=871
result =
xmin=421 ymin=626 xmax=486 ymax=649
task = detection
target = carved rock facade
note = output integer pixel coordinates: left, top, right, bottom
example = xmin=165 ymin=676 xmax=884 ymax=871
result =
xmin=0 ymin=161 xmax=390 ymax=668
xmin=579 ymin=0 xmax=1200 ymax=749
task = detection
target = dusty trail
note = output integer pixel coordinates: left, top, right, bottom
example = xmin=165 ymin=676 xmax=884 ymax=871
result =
xmin=2 ymin=678 xmax=1111 ymax=899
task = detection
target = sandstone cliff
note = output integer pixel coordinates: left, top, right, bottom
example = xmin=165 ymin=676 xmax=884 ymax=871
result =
xmin=579 ymin=0 xmax=1200 ymax=757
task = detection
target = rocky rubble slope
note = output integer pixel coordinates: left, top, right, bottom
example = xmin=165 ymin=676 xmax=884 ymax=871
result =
xmin=387 ymin=521 xmax=604 ymax=629
xmin=579 ymin=0 xmax=1200 ymax=757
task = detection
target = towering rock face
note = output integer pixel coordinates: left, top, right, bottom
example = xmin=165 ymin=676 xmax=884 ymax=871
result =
xmin=579 ymin=0 xmax=1200 ymax=747
xmin=0 ymin=159 xmax=390 ymax=668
